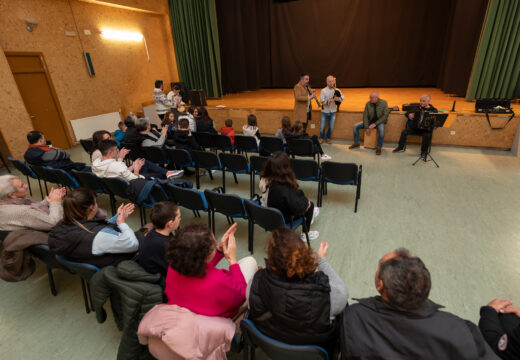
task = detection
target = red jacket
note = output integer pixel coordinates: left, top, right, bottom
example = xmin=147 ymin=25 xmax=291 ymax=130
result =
xmin=220 ymin=126 xmax=235 ymax=145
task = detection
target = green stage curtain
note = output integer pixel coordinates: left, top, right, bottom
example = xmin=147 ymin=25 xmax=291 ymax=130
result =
xmin=466 ymin=0 xmax=520 ymax=100
xmin=169 ymin=0 xmax=222 ymax=98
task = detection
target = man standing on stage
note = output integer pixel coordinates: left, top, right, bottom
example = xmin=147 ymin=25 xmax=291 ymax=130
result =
xmin=350 ymin=92 xmax=389 ymax=155
xmin=293 ymin=73 xmax=318 ymax=125
xmin=320 ymin=75 xmax=344 ymax=144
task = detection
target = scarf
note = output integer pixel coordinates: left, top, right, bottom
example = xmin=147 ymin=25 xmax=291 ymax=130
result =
xmin=0 ymin=197 xmax=50 ymax=214
xmin=28 ymin=144 xmax=53 ymax=152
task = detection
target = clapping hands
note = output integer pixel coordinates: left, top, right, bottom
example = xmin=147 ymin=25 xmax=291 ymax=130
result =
xmin=45 ymin=187 xmax=66 ymax=203
xmin=218 ymin=223 xmax=238 ymax=265
xmin=116 ymin=203 xmax=135 ymax=225
xmin=119 ymin=148 xmax=130 ymax=160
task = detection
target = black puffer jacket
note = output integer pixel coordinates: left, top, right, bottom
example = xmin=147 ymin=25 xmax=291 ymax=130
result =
xmin=89 ymin=260 xmax=163 ymax=360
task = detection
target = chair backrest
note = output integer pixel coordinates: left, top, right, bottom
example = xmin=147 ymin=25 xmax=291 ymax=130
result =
xmin=71 ymin=170 xmax=107 ymax=193
xmin=151 ymin=184 xmax=169 ymax=202
xmin=211 ymin=134 xmax=234 ymax=151
xmin=243 ymin=199 xmax=285 ymax=231
xmin=165 ymin=184 xmax=208 ymax=211
xmin=241 ymin=319 xmax=329 ymax=360
xmin=321 ymin=161 xmax=358 ymax=185
xmin=235 ymin=135 xmax=259 ymax=153
xmin=79 ymin=139 xmax=94 ymax=155
xmin=121 ymin=142 xmax=143 ymax=161
xmin=260 ymin=136 xmax=284 ymax=154
xmin=290 ymin=158 xmax=320 ymax=181
xmin=192 ymin=132 xmax=212 ymax=149
xmin=250 ymin=156 xmax=268 ymax=174
xmin=8 ymin=157 xmax=37 ymax=178
xmin=191 ymin=150 xmax=221 ymax=170
xmin=28 ymin=244 xmax=69 ymax=271
xmin=165 ymin=148 xmax=194 ymax=168
xmin=142 ymin=146 xmax=168 ymax=165
xmin=30 ymin=165 xmax=59 ymax=184
xmin=286 ymin=138 xmax=314 ymax=156
xmin=56 ymin=256 xmax=99 ymax=281
xmin=102 ymin=177 xmax=130 ymax=199
xmin=204 ymin=189 xmax=246 ymax=218
xmin=47 ymin=168 xmax=80 ymax=188
xmin=219 ymin=153 xmax=249 ymax=173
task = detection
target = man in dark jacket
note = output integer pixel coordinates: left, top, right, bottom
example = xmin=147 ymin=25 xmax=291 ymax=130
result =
xmin=479 ymin=299 xmax=520 ymax=359
xmin=171 ymin=118 xmax=200 ymax=151
xmin=24 ymin=131 xmax=89 ymax=172
xmin=341 ymin=248 xmax=499 ymax=360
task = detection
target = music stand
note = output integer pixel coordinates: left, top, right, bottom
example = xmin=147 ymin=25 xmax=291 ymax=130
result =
xmin=412 ymin=112 xmax=448 ymax=168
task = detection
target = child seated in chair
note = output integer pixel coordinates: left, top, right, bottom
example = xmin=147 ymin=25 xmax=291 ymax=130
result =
xmin=220 ymin=119 xmax=235 ymax=145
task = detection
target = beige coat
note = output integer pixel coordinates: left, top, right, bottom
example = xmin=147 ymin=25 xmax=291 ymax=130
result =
xmin=293 ymin=82 xmax=312 ymax=123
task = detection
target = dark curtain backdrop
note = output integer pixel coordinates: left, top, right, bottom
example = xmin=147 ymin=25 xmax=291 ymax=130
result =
xmin=216 ymin=0 xmax=487 ymax=95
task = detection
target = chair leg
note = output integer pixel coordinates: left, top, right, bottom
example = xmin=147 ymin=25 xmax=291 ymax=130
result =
xmin=43 ymin=180 xmax=49 ymax=195
xmin=210 ymin=210 xmax=214 ymax=233
xmin=243 ymin=342 xmax=249 ymax=360
xmin=208 ymin=169 xmax=214 ymax=180
xmin=110 ymin=195 xmax=116 ymax=216
xmin=26 ymin=176 xmax=33 ymax=196
xmin=47 ymin=266 xmax=57 ymax=296
xmin=86 ymin=282 xmax=94 ymax=312
xmin=248 ymin=220 xmax=254 ymax=254
xmin=37 ymin=179 xmax=44 ymax=198
xmin=233 ymin=173 xmax=238 ymax=184
xmin=222 ymin=169 xmax=226 ymax=193
xmin=80 ymin=278 xmax=90 ymax=314
xmin=196 ymin=166 xmax=200 ymax=189
xmin=302 ymin=220 xmax=310 ymax=247
xmin=192 ymin=210 xmax=198 ymax=217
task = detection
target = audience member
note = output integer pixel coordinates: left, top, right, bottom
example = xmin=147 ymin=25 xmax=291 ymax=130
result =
xmin=171 ymin=118 xmax=200 ymax=152
xmin=274 ymin=116 xmax=291 ymax=144
xmin=242 ymin=114 xmax=261 ymax=145
xmin=161 ymin=111 xmax=177 ymax=135
xmin=166 ymin=84 xmax=185 ymax=110
xmin=164 ymin=223 xmax=257 ymax=318
xmin=259 ymin=151 xmax=319 ymax=240
xmin=113 ymin=121 xmax=127 ymax=148
xmin=341 ymin=248 xmax=498 ymax=360
xmin=186 ymin=107 xmax=198 ymax=132
xmin=138 ymin=201 xmax=180 ymax=278
xmin=48 ymin=188 xmax=138 ymax=267
xmin=220 ymin=119 xmax=235 ymax=145
xmin=0 ymin=175 xmax=65 ymax=231
xmin=24 ymin=131 xmax=90 ymax=172
xmin=153 ymin=80 xmax=173 ymax=121
xmin=286 ymin=121 xmax=331 ymax=160
xmin=91 ymin=130 xmax=130 ymax=163
xmin=479 ymin=299 xmax=520 ymax=359
xmin=196 ymin=107 xmax=217 ymax=134
xmin=136 ymin=118 xmax=168 ymax=148
xmin=249 ymin=228 xmax=347 ymax=355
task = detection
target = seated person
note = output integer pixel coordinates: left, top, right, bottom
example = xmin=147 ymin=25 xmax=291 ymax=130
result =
xmin=171 ymin=118 xmax=200 ymax=152
xmin=113 ymin=121 xmax=127 ymax=148
xmin=393 ymin=94 xmax=438 ymax=158
xmin=48 ymin=188 xmax=138 ymax=268
xmin=161 ymin=111 xmax=177 ymax=135
xmin=91 ymin=130 xmax=130 ymax=163
xmin=242 ymin=114 xmax=261 ymax=145
xmin=92 ymin=140 xmax=180 ymax=181
xmin=220 ymin=119 xmax=235 ymax=145
xmin=350 ymin=91 xmax=389 ymax=155
xmin=248 ymin=228 xmax=348 ymax=355
xmin=0 ymin=175 xmax=65 ymax=231
xmin=274 ymin=116 xmax=291 ymax=144
xmin=165 ymin=223 xmax=257 ymax=318
xmin=138 ymin=201 xmax=180 ymax=278
xmin=24 ymin=131 xmax=89 ymax=172
xmin=136 ymin=118 xmax=168 ymax=148
xmin=259 ymin=151 xmax=319 ymax=241
xmin=186 ymin=107 xmax=198 ymax=132
xmin=286 ymin=121 xmax=331 ymax=160
xmin=479 ymin=299 xmax=520 ymax=359
xmin=341 ymin=248 xmax=498 ymax=360
xmin=166 ymin=84 xmax=185 ymax=110
xmin=195 ymin=107 xmax=217 ymax=134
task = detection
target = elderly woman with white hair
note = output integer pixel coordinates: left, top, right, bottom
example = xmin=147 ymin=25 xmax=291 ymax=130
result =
xmin=0 ymin=175 xmax=65 ymax=231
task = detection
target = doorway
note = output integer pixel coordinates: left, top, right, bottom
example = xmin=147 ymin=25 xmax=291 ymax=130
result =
xmin=6 ymin=52 xmax=71 ymax=149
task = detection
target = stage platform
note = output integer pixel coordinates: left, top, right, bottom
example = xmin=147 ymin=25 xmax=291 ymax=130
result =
xmin=205 ymin=88 xmax=520 ymax=150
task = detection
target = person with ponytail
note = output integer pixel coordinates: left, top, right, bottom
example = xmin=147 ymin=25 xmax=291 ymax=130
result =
xmin=48 ymin=188 xmax=139 ymax=267
xmin=248 ymin=228 xmax=348 ymax=355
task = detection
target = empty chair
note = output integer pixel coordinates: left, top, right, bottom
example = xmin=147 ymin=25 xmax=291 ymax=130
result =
xmin=27 ymin=244 xmax=69 ymax=296
xmin=249 ymin=155 xmax=268 ymax=199
xmin=235 ymin=135 xmax=260 ymax=158
xmin=47 ymin=167 xmax=80 ymax=189
xmin=243 ymin=199 xmax=309 ymax=254
xmin=8 ymin=157 xmax=42 ymax=197
xmin=192 ymin=132 xmax=212 ymax=150
xmin=165 ymin=184 xmax=210 ymax=226
xmin=211 ymin=134 xmax=235 ymax=153
xmin=71 ymin=170 xmax=107 ymax=194
xmin=286 ymin=138 xmax=319 ymax=164
xmin=101 ymin=177 xmax=131 ymax=216
xmin=191 ymin=150 xmax=222 ymax=189
xmin=165 ymin=148 xmax=195 ymax=170
xmin=80 ymin=139 xmax=94 ymax=156
xmin=30 ymin=165 xmax=60 ymax=194
xmin=142 ymin=146 xmax=169 ymax=167
xmin=290 ymin=158 xmax=321 ymax=203
xmin=219 ymin=153 xmax=249 ymax=193
xmin=260 ymin=136 xmax=284 ymax=155
xmin=241 ymin=319 xmax=329 ymax=360
xmin=204 ymin=189 xmax=248 ymax=232
xmin=319 ymin=162 xmax=362 ymax=212
xmin=150 ymin=184 xmax=168 ymax=202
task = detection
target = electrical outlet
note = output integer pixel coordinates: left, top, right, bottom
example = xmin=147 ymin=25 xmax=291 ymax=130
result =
xmin=310 ymin=124 xmax=315 ymax=129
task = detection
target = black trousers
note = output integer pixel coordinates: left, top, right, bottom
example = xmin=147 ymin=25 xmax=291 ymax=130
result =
xmin=398 ymin=128 xmax=432 ymax=154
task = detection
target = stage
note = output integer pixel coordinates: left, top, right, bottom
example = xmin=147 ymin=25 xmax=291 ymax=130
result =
xmin=205 ymin=88 xmax=520 ymax=150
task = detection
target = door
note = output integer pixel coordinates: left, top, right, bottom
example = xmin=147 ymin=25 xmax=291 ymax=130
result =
xmin=6 ymin=52 xmax=71 ymax=149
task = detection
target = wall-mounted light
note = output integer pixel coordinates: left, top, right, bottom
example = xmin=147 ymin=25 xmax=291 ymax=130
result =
xmin=100 ymin=29 xmax=150 ymax=62
xmin=24 ymin=18 xmax=38 ymax=32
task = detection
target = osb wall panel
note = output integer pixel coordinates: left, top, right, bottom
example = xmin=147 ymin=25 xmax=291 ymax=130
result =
xmin=208 ymin=108 xmax=520 ymax=149
xmin=0 ymin=0 xmax=178 ymax=156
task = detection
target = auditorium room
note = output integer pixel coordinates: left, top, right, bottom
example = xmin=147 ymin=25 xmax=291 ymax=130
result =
xmin=1 ymin=0 xmax=519 ymax=359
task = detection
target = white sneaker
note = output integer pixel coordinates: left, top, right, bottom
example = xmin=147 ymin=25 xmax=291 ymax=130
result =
xmin=311 ymin=207 xmax=320 ymax=225
xmin=301 ymin=231 xmax=319 ymax=242
xmin=166 ymin=170 xmax=184 ymax=179
xmin=321 ymin=154 xmax=332 ymax=160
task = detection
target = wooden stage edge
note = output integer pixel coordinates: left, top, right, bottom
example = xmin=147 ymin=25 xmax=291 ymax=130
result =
xmin=205 ymin=88 xmax=520 ymax=150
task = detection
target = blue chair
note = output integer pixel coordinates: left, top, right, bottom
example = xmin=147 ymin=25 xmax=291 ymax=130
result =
xmin=46 ymin=167 xmax=80 ymax=189
xmin=211 ymin=134 xmax=235 ymax=153
xmin=204 ymin=189 xmax=249 ymax=233
xmin=8 ymin=157 xmax=43 ymax=197
xmin=219 ymin=153 xmax=250 ymax=193
xmin=27 ymin=244 xmax=69 ymax=296
xmin=260 ymin=136 xmax=284 ymax=155
xmin=249 ymin=155 xmax=268 ymax=199
xmin=191 ymin=150 xmax=222 ymax=189
xmin=165 ymin=184 xmax=210 ymax=226
xmin=318 ymin=161 xmax=362 ymax=212
xmin=192 ymin=132 xmax=212 ymax=150
xmin=165 ymin=148 xmax=195 ymax=170
xmin=240 ymin=319 xmax=329 ymax=360
xmin=235 ymin=135 xmax=260 ymax=159
xmin=71 ymin=170 xmax=107 ymax=194
xmin=290 ymin=158 xmax=321 ymax=204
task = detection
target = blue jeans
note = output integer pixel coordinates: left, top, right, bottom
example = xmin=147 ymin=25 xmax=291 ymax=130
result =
xmin=320 ymin=112 xmax=337 ymax=139
xmin=353 ymin=122 xmax=386 ymax=148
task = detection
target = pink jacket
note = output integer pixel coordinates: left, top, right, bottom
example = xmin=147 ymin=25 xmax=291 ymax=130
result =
xmin=165 ymin=252 xmax=246 ymax=318
xmin=138 ymin=304 xmax=235 ymax=360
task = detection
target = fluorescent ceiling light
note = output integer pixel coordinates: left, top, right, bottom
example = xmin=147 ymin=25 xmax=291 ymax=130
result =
xmin=101 ymin=29 xmax=143 ymax=41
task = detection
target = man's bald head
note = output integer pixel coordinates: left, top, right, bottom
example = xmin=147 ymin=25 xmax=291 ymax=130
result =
xmin=369 ymin=92 xmax=379 ymax=103
xmin=326 ymin=75 xmax=335 ymax=88
xmin=420 ymin=94 xmax=431 ymax=107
